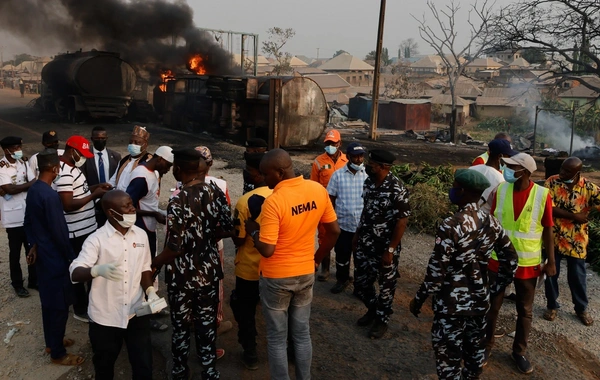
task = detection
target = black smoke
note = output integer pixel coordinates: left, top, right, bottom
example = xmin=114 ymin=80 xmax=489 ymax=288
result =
xmin=0 ymin=0 xmax=235 ymax=79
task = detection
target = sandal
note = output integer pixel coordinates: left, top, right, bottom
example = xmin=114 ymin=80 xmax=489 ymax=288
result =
xmin=577 ymin=311 xmax=594 ymax=326
xmin=45 ymin=338 xmax=75 ymax=354
xmin=543 ymin=309 xmax=557 ymax=321
xmin=51 ymin=353 xmax=85 ymax=366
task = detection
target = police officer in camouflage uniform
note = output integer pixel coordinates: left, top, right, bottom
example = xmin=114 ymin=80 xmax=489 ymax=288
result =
xmin=153 ymin=148 xmax=234 ymax=380
xmin=353 ymin=149 xmax=411 ymax=339
xmin=410 ymin=169 xmax=518 ymax=380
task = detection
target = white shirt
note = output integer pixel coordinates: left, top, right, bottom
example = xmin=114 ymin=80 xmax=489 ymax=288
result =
xmin=69 ymin=223 xmax=151 ymax=329
xmin=29 ymin=149 xmax=65 ymax=179
xmin=93 ymin=147 xmax=110 ymax=182
xmin=110 ymin=159 xmax=136 ymax=191
xmin=468 ymin=164 xmax=505 ymax=214
xmin=127 ymin=165 xmax=160 ymax=232
xmin=0 ymin=156 xmax=34 ymax=228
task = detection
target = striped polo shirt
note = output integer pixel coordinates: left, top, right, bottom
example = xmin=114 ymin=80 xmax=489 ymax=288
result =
xmin=54 ymin=161 xmax=97 ymax=238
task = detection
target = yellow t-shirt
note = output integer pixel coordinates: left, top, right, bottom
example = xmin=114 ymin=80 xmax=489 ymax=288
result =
xmin=259 ymin=176 xmax=337 ymax=278
xmin=233 ymin=186 xmax=273 ymax=281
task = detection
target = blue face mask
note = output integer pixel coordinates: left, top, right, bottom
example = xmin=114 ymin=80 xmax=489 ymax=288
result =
xmin=448 ymin=187 xmax=462 ymax=204
xmin=500 ymin=163 xmax=507 ymax=172
xmin=349 ymin=162 xmax=364 ymax=171
xmin=324 ymin=145 xmax=337 ymax=155
xmin=503 ymin=167 xmax=523 ymax=183
xmin=128 ymin=144 xmax=142 ymax=156
xmin=10 ymin=150 xmax=23 ymax=160
xmin=562 ymin=172 xmax=579 ymax=184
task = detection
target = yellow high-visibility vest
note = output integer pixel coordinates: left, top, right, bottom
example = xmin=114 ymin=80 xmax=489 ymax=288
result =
xmin=492 ymin=182 xmax=548 ymax=267
xmin=473 ymin=151 xmax=489 ymax=165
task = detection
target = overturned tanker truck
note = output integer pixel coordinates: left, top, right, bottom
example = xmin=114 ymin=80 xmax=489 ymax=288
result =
xmin=40 ymin=50 xmax=137 ymax=122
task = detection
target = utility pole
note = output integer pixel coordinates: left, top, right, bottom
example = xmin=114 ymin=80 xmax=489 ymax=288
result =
xmin=368 ymin=0 xmax=386 ymax=140
xmin=316 ymin=47 xmax=320 ymax=60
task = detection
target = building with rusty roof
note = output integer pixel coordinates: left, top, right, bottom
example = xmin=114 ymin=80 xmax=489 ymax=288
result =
xmin=317 ymin=53 xmax=374 ymax=86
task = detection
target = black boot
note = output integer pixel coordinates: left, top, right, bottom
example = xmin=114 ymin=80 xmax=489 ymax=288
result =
xmin=357 ymin=308 xmax=376 ymax=326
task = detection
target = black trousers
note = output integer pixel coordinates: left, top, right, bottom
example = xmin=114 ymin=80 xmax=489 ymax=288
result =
xmin=335 ymin=229 xmax=355 ymax=283
xmin=89 ymin=315 xmax=153 ymax=380
xmin=7 ymin=226 xmax=37 ymax=289
xmin=70 ymin=233 xmax=92 ymax=315
xmin=230 ymin=277 xmax=260 ymax=351
xmin=41 ymin=306 xmax=69 ymax=360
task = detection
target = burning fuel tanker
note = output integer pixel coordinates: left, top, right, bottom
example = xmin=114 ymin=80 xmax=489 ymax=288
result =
xmin=40 ymin=50 xmax=137 ymax=121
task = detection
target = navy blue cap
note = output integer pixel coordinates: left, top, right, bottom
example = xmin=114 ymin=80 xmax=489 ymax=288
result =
xmin=346 ymin=142 xmax=366 ymax=155
xmin=488 ymin=139 xmax=518 ymax=157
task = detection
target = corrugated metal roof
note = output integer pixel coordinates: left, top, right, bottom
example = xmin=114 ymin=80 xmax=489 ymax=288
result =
xmin=430 ymin=94 xmax=473 ymax=106
xmin=290 ymin=56 xmax=308 ymax=67
xmin=390 ymin=99 xmax=431 ymax=105
xmin=318 ymin=53 xmax=374 ymax=71
xmin=468 ymin=58 xmax=504 ymax=68
xmin=294 ymin=67 xmax=327 ymax=75
xmin=304 ymin=74 xmax=351 ymax=89
xmin=509 ymin=57 xmax=530 ymax=67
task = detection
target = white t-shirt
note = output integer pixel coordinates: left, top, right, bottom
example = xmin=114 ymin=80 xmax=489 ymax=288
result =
xmin=29 ymin=149 xmax=65 ymax=179
xmin=54 ymin=162 xmax=97 ymax=238
xmin=0 ymin=157 xmax=34 ymax=228
xmin=468 ymin=164 xmax=505 ymax=214
xmin=127 ymin=165 xmax=160 ymax=232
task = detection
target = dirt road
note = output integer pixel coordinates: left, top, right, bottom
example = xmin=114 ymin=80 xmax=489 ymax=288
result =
xmin=1 ymin=87 xmax=600 ymax=379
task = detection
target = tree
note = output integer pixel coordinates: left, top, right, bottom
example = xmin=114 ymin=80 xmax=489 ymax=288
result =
xmin=14 ymin=54 xmax=33 ymax=66
xmin=383 ymin=62 xmax=424 ymax=99
xmin=413 ymin=0 xmax=494 ymax=143
xmin=365 ymin=48 xmax=392 ymax=66
xmin=333 ymin=50 xmax=348 ymax=58
xmin=399 ymin=38 xmax=420 ymax=59
xmin=521 ymin=47 xmax=547 ymax=65
xmin=261 ymin=27 xmax=296 ymax=76
xmin=491 ymin=0 xmax=600 ymax=92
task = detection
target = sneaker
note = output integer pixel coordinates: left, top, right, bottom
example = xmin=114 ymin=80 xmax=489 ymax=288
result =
xmin=73 ymin=312 xmax=89 ymax=323
xmin=511 ymin=352 xmax=533 ymax=374
xmin=217 ymin=320 xmax=233 ymax=336
xmin=330 ymin=280 xmax=350 ymax=294
xmin=505 ymin=293 xmax=517 ymax=302
xmin=317 ymin=270 xmax=330 ymax=282
xmin=216 ymin=348 xmax=225 ymax=360
xmin=15 ymin=287 xmax=30 ymax=298
xmin=577 ymin=311 xmax=594 ymax=326
xmin=368 ymin=319 xmax=388 ymax=339
xmin=494 ymin=329 xmax=505 ymax=338
xmin=543 ymin=308 xmax=558 ymax=322
xmin=357 ymin=309 xmax=376 ymax=326
xmin=242 ymin=349 xmax=259 ymax=370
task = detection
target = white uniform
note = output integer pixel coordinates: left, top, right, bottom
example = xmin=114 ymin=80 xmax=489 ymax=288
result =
xmin=0 ymin=157 xmax=34 ymax=228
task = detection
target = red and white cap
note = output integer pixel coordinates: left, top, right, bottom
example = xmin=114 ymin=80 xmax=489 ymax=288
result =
xmin=66 ymin=136 xmax=94 ymax=158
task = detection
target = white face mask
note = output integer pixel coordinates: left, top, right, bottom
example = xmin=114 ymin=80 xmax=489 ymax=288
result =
xmin=73 ymin=151 xmax=86 ymax=168
xmin=110 ymin=209 xmax=137 ymax=228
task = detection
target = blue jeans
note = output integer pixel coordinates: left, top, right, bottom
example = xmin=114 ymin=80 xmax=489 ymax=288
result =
xmin=545 ymin=253 xmax=588 ymax=313
xmin=260 ymin=274 xmax=314 ymax=380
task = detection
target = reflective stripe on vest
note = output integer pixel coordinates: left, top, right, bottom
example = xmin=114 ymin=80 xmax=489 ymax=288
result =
xmin=492 ymin=182 xmax=548 ymax=267
xmin=476 ymin=151 xmax=489 ymax=164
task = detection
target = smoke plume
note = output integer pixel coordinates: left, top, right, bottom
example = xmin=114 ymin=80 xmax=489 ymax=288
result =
xmin=0 ymin=0 xmax=235 ymax=79
xmin=530 ymin=110 xmax=595 ymax=152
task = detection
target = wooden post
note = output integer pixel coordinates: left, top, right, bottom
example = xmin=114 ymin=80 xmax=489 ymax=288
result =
xmin=268 ymin=78 xmax=282 ymax=150
xmin=368 ymin=0 xmax=386 ymax=140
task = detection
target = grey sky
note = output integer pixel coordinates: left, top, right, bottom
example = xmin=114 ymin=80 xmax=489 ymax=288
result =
xmin=0 ymin=0 xmax=515 ymax=61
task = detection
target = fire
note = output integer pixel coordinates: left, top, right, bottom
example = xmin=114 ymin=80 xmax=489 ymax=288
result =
xmin=188 ymin=54 xmax=206 ymax=75
xmin=158 ymin=70 xmax=174 ymax=92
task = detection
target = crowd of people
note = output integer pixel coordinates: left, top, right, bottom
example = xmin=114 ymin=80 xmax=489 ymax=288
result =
xmin=1 ymin=125 xmax=599 ymax=379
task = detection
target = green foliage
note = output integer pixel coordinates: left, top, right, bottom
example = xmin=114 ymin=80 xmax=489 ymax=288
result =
xmin=13 ymin=53 xmax=33 ymax=66
xmin=365 ymin=48 xmax=392 ymax=66
xmin=521 ymin=48 xmax=547 ymax=64
xmin=262 ymin=27 xmax=296 ymax=75
xmin=333 ymin=50 xmax=348 ymax=58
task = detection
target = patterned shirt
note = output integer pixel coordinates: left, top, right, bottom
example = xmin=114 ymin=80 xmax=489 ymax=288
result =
xmin=545 ymin=175 xmax=600 ymax=259
xmin=165 ymin=181 xmax=233 ymax=289
xmin=414 ymin=202 xmax=518 ymax=316
xmin=326 ymin=164 xmax=368 ymax=232
xmin=357 ymin=172 xmax=411 ymax=244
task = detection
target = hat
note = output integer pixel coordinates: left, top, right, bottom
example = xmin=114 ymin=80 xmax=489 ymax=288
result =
xmin=173 ymin=148 xmax=202 ymax=163
xmin=155 ymin=146 xmax=174 ymax=163
xmin=245 ymin=138 xmax=268 ymax=148
xmin=65 ymin=136 xmax=94 ymax=158
xmin=488 ymin=139 xmax=517 ymax=157
xmin=37 ymin=148 xmax=60 ymax=167
xmin=346 ymin=142 xmax=366 ymax=155
xmin=195 ymin=146 xmax=213 ymax=163
xmin=244 ymin=151 xmax=265 ymax=169
xmin=323 ymin=129 xmax=341 ymax=143
xmin=0 ymin=136 xmax=22 ymax=148
xmin=455 ymin=168 xmax=491 ymax=192
xmin=131 ymin=125 xmax=150 ymax=141
xmin=368 ymin=149 xmax=396 ymax=165
xmin=502 ymin=152 xmax=537 ymax=173
xmin=42 ymin=130 xmax=59 ymax=144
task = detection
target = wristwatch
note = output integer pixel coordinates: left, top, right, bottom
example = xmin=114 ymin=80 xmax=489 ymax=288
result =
xmin=387 ymin=247 xmax=395 ymax=254
xmin=250 ymin=230 xmax=260 ymax=239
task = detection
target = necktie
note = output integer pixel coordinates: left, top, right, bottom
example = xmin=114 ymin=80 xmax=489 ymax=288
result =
xmin=98 ymin=152 xmax=106 ymax=183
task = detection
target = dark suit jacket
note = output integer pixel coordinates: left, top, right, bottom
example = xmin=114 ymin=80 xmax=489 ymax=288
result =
xmin=82 ymin=148 xmax=121 ymax=186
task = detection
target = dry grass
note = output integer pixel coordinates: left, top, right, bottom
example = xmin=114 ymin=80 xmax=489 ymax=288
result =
xmin=408 ymin=182 xmax=455 ymax=234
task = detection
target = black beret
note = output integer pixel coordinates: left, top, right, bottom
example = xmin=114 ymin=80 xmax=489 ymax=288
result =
xmin=245 ymin=138 xmax=268 ymax=148
xmin=42 ymin=130 xmax=59 ymax=143
xmin=38 ymin=148 xmax=60 ymax=167
xmin=368 ymin=149 xmax=396 ymax=165
xmin=172 ymin=147 xmax=202 ymax=163
xmin=0 ymin=136 xmax=22 ymax=148
xmin=455 ymin=168 xmax=491 ymax=192
xmin=244 ymin=151 xmax=265 ymax=169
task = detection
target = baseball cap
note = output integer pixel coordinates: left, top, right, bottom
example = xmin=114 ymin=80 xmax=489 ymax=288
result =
xmin=346 ymin=142 xmax=366 ymax=155
xmin=155 ymin=146 xmax=174 ymax=163
xmin=488 ymin=139 xmax=517 ymax=157
xmin=502 ymin=153 xmax=537 ymax=173
xmin=323 ymin=129 xmax=341 ymax=143
xmin=42 ymin=130 xmax=59 ymax=143
xmin=66 ymin=136 xmax=94 ymax=158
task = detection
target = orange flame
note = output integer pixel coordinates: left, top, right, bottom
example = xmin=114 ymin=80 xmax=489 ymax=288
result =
xmin=188 ymin=54 xmax=206 ymax=75
xmin=159 ymin=70 xmax=174 ymax=92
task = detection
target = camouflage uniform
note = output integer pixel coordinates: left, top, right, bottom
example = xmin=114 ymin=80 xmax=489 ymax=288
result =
xmin=354 ymin=172 xmax=411 ymax=323
xmin=413 ymin=202 xmax=518 ymax=380
xmin=165 ymin=181 xmax=233 ymax=380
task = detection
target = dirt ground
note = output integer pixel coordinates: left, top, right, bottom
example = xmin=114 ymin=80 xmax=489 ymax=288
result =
xmin=2 ymin=86 xmax=600 ymax=379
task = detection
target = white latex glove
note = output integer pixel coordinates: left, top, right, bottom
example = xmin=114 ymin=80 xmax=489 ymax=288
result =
xmin=91 ymin=262 xmax=123 ymax=282
xmin=145 ymin=286 xmax=160 ymax=302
